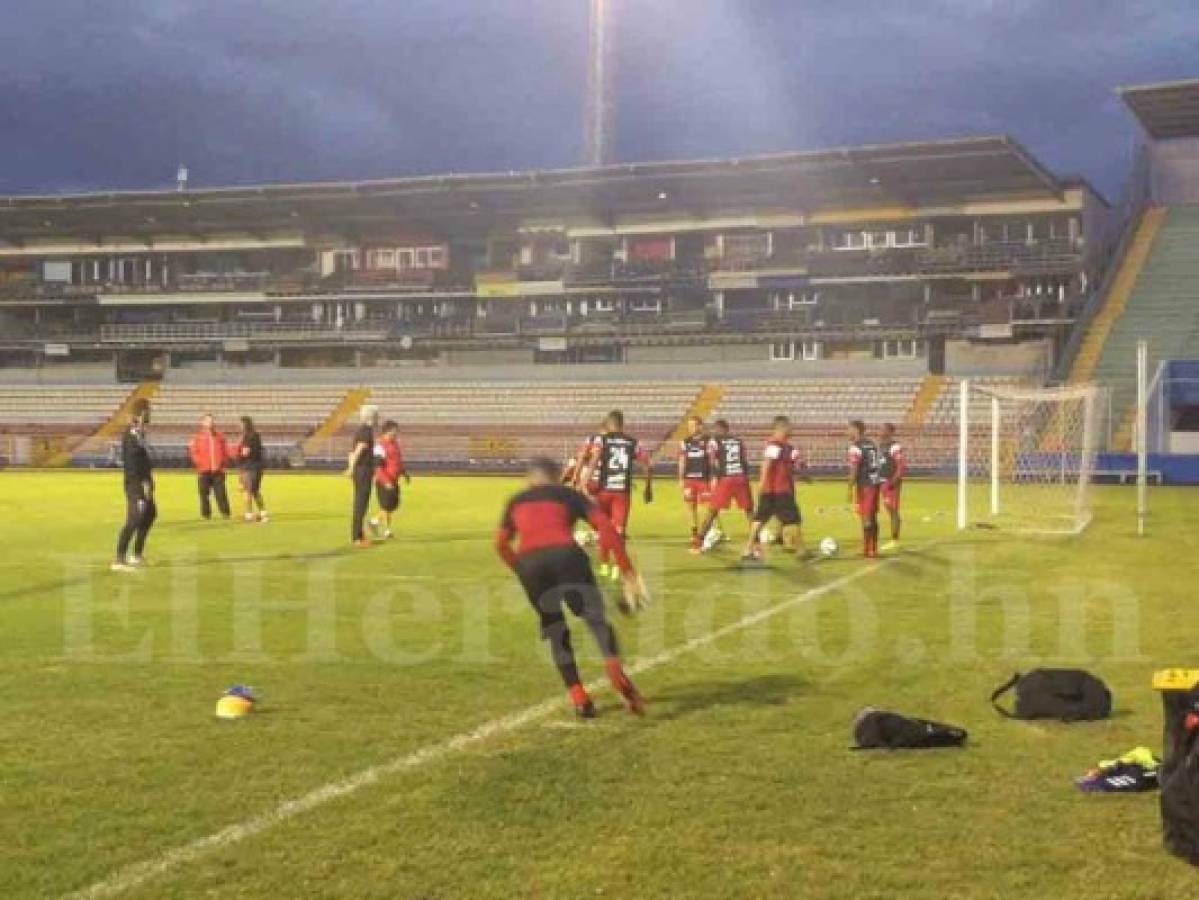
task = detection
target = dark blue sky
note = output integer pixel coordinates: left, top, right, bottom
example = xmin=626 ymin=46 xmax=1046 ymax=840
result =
xmin=0 ymin=0 xmax=1195 ymax=197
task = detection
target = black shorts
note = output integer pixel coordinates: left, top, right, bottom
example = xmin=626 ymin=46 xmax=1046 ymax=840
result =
xmin=755 ymin=492 xmax=801 ymax=526
xmin=241 ymin=467 xmax=264 ymax=494
xmin=376 ymin=482 xmax=400 ymax=512
xmin=515 ymin=545 xmax=605 ymax=638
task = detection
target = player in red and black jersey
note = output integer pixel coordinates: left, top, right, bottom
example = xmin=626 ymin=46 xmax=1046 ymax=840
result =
xmin=743 ymin=415 xmax=808 ymax=563
xmin=496 ymin=458 xmax=648 ymax=719
xmin=847 ymin=419 xmax=885 ymax=558
xmin=677 ymin=416 xmax=715 ymax=550
xmin=370 ymin=420 xmax=410 ymax=540
xmin=563 ymin=429 xmax=602 ymax=497
xmin=694 ymin=419 xmax=753 ymax=554
xmin=581 ymin=410 xmax=654 ymax=580
xmin=878 ymin=422 xmax=906 ymax=551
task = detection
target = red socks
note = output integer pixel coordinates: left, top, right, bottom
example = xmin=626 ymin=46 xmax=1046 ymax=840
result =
xmin=568 ymin=683 xmax=591 ymax=708
xmin=605 ymin=657 xmax=631 ymax=692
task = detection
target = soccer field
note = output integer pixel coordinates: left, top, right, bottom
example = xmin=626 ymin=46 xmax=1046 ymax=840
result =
xmin=0 ymin=471 xmax=1195 ymax=898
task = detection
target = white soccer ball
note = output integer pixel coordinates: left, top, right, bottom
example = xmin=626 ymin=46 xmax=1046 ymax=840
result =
xmin=819 ymin=537 xmax=839 ymax=558
xmin=701 ymin=527 xmax=721 ymax=552
xmin=574 ymin=527 xmax=594 ymax=548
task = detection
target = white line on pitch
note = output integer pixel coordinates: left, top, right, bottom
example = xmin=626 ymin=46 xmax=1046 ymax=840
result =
xmin=68 ymin=554 xmax=902 ymax=900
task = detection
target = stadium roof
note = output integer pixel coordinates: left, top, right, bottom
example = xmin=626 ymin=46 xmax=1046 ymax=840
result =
xmin=1119 ymin=79 xmax=1199 ymax=140
xmin=0 ymin=136 xmax=1071 ymax=242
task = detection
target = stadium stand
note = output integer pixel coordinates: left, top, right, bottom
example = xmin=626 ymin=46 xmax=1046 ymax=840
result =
xmin=0 ymin=383 xmax=133 ymax=465
xmin=354 ymin=381 xmax=706 ymax=468
xmin=111 ymin=384 xmax=353 ymax=465
xmin=0 ymin=384 xmax=133 ymax=436
xmin=708 ymin=378 xmax=923 ymax=471
xmin=1085 ymin=207 xmax=1199 ymax=448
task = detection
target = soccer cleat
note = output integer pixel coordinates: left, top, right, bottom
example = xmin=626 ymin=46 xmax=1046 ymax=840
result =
xmin=609 ymin=565 xmax=621 ymax=583
xmin=597 ymin=563 xmax=611 ymax=579
xmin=607 ymin=667 xmax=646 ymax=716
xmin=127 ymin=555 xmax=146 ymax=568
xmin=574 ymin=699 xmax=598 ymax=720
xmin=110 ymin=561 xmax=136 ymax=573
xmin=880 ymin=540 xmax=899 ymax=554
xmin=258 ymin=512 xmax=269 ymax=524
xmin=382 ymin=529 xmax=394 ymax=540
xmin=353 ymin=538 xmax=372 ymax=549
xmin=243 ymin=512 xmax=255 ymax=523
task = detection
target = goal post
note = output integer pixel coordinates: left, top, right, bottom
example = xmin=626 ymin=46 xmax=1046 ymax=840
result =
xmin=957 ymin=380 xmax=1101 ymax=535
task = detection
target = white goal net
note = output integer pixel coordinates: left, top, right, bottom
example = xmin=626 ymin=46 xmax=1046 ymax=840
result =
xmin=956 ymin=381 xmax=1101 ymax=535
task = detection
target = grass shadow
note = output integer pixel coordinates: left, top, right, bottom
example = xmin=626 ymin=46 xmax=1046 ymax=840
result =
xmin=647 ymin=673 xmax=807 ymax=722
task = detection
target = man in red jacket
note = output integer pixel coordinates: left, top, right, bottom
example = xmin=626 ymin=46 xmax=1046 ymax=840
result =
xmin=189 ymin=413 xmax=231 ymax=520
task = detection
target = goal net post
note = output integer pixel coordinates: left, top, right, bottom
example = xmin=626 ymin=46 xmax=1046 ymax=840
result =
xmin=956 ymin=380 xmax=1101 ymax=535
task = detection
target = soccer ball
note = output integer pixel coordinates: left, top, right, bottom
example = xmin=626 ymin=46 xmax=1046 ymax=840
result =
xmin=819 ymin=537 xmax=839 ymax=558
xmin=574 ymin=527 xmax=594 ymax=547
xmin=701 ymin=527 xmax=722 ymax=552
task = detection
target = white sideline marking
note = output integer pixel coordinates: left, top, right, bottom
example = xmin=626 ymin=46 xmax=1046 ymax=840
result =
xmin=69 ymin=555 xmax=899 ymax=899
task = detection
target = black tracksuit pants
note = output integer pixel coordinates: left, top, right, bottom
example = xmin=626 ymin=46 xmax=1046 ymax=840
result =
xmin=197 ymin=471 xmax=231 ymax=519
xmin=117 ymin=486 xmax=157 ymax=559
xmin=351 ymin=471 xmax=373 ymax=541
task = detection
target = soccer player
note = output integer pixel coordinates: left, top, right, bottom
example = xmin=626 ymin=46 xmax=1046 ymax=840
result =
xmin=563 ymin=428 xmax=602 ymax=497
xmin=696 ymin=418 xmax=753 ymax=553
xmin=847 ymin=419 xmax=885 ymax=559
xmin=878 ymin=422 xmax=906 ymax=551
xmin=188 ymin=413 xmax=231 ymax=520
xmin=742 ymin=415 xmax=807 ymax=563
xmin=678 ymin=415 xmax=715 ymax=550
xmin=234 ymin=416 xmax=268 ymax=523
xmin=370 ymin=420 xmax=410 ymax=539
xmin=346 ymin=404 xmax=379 ymax=547
xmin=495 ymin=457 xmax=647 ymax=719
xmin=581 ymin=410 xmax=653 ymax=581
xmin=112 ymin=398 xmax=156 ymax=572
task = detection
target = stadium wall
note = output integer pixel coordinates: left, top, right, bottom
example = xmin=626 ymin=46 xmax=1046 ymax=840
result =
xmin=1148 ymin=137 xmax=1199 ymax=204
xmin=154 ymin=358 xmax=932 ymax=386
xmin=944 ymin=338 xmax=1051 ymax=376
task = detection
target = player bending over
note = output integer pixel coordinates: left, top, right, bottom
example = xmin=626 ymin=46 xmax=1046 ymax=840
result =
xmin=742 ymin=415 xmax=808 ymax=563
xmin=582 ymin=410 xmax=653 ymax=581
xmin=370 ymin=420 xmax=410 ymax=539
xmin=878 ymin=422 xmax=905 ymax=552
xmin=695 ymin=419 xmax=753 ymax=554
xmin=678 ymin=415 xmax=718 ymax=551
xmin=847 ymin=419 xmax=885 ymax=559
xmin=495 ymin=458 xmax=648 ymax=719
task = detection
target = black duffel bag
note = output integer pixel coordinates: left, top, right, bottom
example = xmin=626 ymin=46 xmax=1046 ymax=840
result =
xmin=991 ymin=669 xmax=1111 ymax=722
xmin=852 ymin=708 xmax=968 ymax=750
xmin=1160 ymin=682 xmax=1199 ymax=865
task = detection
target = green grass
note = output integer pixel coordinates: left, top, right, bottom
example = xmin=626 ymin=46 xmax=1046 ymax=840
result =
xmin=0 ymin=471 xmax=1195 ymax=898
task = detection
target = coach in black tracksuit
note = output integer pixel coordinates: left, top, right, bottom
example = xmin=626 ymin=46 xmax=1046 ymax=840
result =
xmin=346 ymin=404 xmax=379 ymax=545
xmin=113 ymin=399 xmax=157 ymax=571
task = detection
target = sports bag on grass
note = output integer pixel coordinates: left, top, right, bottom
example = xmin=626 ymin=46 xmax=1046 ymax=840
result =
xmin=1157 ymin=675 xmax=1199 ymax=865
xmin=852 ymin=708 xmax=968 ymax=750
xmin=991 ymin=669 xmax=1111 ymax=722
